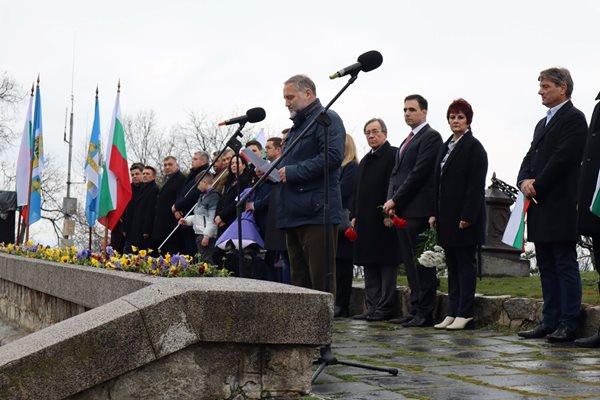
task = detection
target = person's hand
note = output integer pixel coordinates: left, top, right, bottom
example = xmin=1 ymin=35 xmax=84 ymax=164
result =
xmin=279 ymin=167 xmax=287 ymax=182
xmin=178 ymin=218 xmax=186 ymax=225
xmin=174 ymin=211 xmax=183 ymax=219
xmin=245 ymin=201 xmax=255 ymax=212
xmin=383 ymin=217 xmax=393 ymax=228
xmin=214 ymin=215 xmax=224 ymax=227
xmin=351 ymin=218 xmax=356 ymax=228
xmin=383 ymin=199 xmax=395 ymax=214
xmin=428 ymin=216 xmax=436 ymax=228
xmin=459 ymin=220 xmax=470 ymax=229
xmin=520 ymin=178 xmax=537 ymax=198
xmin=201 ymin=237 xmax=209 ymax=247
xmin=143 ymin=233 xmax=149 ymax=239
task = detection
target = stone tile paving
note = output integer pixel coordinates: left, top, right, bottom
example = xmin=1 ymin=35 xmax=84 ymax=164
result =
xmin=307 ymin=319 xmax=600 ymax=400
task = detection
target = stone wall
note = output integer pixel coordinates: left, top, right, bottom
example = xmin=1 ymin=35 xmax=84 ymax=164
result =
xmin=0 ymin=254 xmax=333 ymax=399
xmin=350 ymin=284 xmax=600 ymax=337
xmin=0 ymin=278 xmax=87 ymax=333
xmin=69 ymin=344 xmax=314 ymax=400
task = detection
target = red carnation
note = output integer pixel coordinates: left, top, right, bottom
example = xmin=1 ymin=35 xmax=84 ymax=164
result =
xmin=344 ymin=227 xmax=358 ymax=241
xmin=392 ymin=215 xmax=408 ymax=229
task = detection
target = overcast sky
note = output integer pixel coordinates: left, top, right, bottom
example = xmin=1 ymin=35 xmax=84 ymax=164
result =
xmin=2 ymin=0 xmax=600 ymax=243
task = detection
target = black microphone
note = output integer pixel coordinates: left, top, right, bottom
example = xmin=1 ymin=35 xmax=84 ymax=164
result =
xmin=329 ymin=50 xmax=383 ymax=79
xmin=218 ymin=107 xmax=266 ymax=126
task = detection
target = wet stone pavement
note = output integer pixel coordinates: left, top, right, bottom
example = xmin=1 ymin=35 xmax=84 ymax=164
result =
xmin=306 ymin=319 xmax=600 ymax=400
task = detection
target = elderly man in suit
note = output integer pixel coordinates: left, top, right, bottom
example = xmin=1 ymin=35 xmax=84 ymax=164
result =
xmin=383 ymin=94 xmax=442 ymax=326
xmin=517 ymin=67 xmax=587 ymax=342
xmin=352 ymin=118 xmax=402 ymax=321
xmin=575 ymin=91 xmax=600 ymax=347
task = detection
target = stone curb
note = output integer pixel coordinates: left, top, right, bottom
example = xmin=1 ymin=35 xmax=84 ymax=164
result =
xmin=349 ymin=283 xmax=600 ymax=337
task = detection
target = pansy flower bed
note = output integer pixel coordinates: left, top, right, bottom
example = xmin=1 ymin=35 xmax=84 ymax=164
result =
xmin=0 ymin=242 xmax=230 ymax=278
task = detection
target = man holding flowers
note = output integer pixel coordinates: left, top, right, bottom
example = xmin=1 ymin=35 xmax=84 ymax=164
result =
xmin=384 ymin=94 xmax=442 ymax=327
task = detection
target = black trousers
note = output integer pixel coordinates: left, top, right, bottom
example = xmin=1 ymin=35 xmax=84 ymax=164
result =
xmin=444 ymin=246 xmax=477 ymax=318
xmin=397 ymin=217 xmax=437 ymax=318
xmin=363 ymin=264 xmax=398 ymax=316
xmin=335 ymin=257 xmax=354 ymax=310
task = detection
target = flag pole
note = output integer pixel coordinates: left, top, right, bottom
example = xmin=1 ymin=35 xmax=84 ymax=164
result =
xmin=16 ymin=209 xmax=22 ymax=244
xmin=103 ymin=227 xmax=108 ymax=256
xmin=88 ymin=227 xmax=93 ymax=251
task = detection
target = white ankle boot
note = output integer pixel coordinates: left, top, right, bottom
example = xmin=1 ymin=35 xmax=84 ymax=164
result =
xmin=434 ymin=316 xmax=455 ymax=329
xmin=446 ymin=317 xmax=474 ymax=330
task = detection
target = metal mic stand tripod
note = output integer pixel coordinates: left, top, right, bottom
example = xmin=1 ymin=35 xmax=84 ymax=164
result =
xmin=238 ymin=72 xmax=398 ymax=383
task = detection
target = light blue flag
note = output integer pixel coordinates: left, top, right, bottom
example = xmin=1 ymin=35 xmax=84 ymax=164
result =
xmin=28 ymin=81 xmax=44 ymax=225
xmin=85 ymin=91 xmax=102 ymax=227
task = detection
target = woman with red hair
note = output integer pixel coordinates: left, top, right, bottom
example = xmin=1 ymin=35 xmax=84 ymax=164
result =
xmin=430 ymin=99 xmax=488 ymax=330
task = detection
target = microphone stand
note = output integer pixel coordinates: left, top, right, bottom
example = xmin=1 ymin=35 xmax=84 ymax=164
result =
xmin=237 ymin=72 xmax=398 ymax=383
xmin=159 ymin=123 xmax=247 ymax=278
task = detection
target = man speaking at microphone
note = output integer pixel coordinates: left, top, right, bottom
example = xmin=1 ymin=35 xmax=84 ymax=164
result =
xmin=277 ymin=74 xmax=345 ymax=294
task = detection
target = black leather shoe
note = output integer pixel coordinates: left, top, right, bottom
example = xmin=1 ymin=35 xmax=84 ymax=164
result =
xmin=334 ymin=306 xmax=349 ymax=318
xmin=402 ymin=315 xmax=433 ymax=327
xmin=389 ymin=315 xmax=414 ymax=325
xmin=366 ymin=312 xmax=392 ymax=322
xmin=518 ymin=324 xmax=555 ymax=339
xmin=575 ymin=332 xmax=600 ymax=348
xmin=547 ymin=325 xmax=576 ymax=342
xmin=352 ymin=312 xmax=371 ymax=320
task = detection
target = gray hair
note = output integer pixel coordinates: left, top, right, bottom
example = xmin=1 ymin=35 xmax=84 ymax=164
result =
xmin=363 ymin=118 xmax=388 ymax=134
xmin=194 ymin=151 xmax=210 ymax=163
xmin=284 ymin=74 xmax=317 ymax=96
xmin=539 ymin=67 xmax=574 ymax=97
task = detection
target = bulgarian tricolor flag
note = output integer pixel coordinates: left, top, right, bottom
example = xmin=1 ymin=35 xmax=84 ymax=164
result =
xmin=591 ymin=173 xmax=600 ymax=218
xmin=502 ymin=191 xmax=531 ymax=251
xmin=98 ymin=83 xmax=132 ymax=230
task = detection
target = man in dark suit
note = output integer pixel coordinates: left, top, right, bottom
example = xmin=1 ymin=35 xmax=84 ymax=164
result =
xmin=575 ymin=91 xmax=600 ymax=347
xmin=352 ymin=118 xmax=402 ymax=321
xmin=151 ymin=156 xmax=186 ymax=255
xmin=517 ymin=67 xmax=587 ymax=342
xmin=383 ymin=94 xmax=442 ymax=327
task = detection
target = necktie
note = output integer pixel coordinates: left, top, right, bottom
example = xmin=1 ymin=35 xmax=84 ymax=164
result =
xmin=398 ymin=131 xmax=414 ymax=160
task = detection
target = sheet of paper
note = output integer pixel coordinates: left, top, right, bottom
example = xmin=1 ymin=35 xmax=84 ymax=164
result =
xmin=241 ymin=148 xmax=280 ymax=182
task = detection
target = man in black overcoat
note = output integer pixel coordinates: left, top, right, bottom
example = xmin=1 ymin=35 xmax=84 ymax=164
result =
xmin=352 ymin=118 xmax=402 ymax=321
xmin=384 ymin=94 xmax=442 ymax=327
xmin=517 ymin=68 xmax=587 ymax=342
xmin=173 ymin=151 xmax=210 ymax=256
xmin=125 ymin=165 xmax=159 ymax=250
xmin=151 ymin=156 xmax=186 ymax=254
xmin=575 ymin=91 xmax=600 ymax=347
xmin=122 ymin=163 xmax=144 ymax=252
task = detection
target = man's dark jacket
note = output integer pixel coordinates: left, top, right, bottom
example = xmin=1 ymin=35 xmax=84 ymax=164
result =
xmin=277 ymin=99 xmax=345 ymax=229
xmin=387 ymin=124 xmax=442 ymax=218
xmin=517 ymin=100 xmax=587 ymax=243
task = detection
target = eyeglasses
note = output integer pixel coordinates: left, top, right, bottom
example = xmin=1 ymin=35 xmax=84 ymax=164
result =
xmin=364 ymin=129 xmax=381 ymax=136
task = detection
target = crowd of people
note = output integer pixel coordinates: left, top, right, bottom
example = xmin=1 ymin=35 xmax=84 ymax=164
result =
xmin=111 ymin=68 xmax=600 ymax=345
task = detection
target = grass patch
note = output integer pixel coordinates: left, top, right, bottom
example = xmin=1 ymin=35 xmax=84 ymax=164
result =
xmin=393 ymin=271 xmax=600 ymax=305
